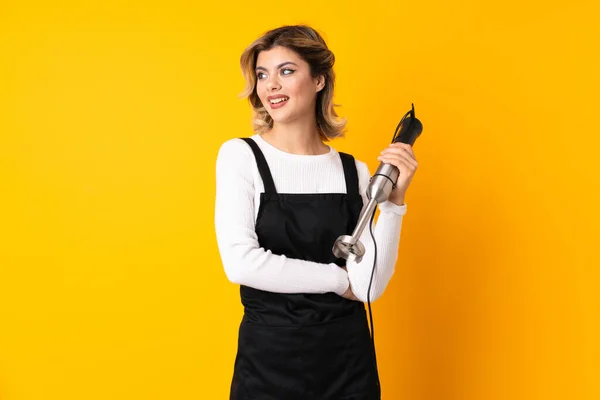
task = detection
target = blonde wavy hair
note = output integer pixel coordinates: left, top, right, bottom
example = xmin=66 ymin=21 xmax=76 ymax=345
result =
xmin=239 ymin=25 xmax=347 ymax=141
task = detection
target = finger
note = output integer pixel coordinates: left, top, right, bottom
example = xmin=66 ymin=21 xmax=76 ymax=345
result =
xmin=389 ymin=142 xmax=414 ymax=154
xmin=377 ymin=155 xmax=411 ymax=171
xmin=382 ymin=145 xmax=417 ymax=163
xmin=379 ymin=154 xmax=418 ymax=174
xmin=385 ymin=144 xmax=415 ymax=157
xmin=380 ymin=150 xmax=418 ymax=169
xmin=388 ymin=148 xmax=417 ymax=166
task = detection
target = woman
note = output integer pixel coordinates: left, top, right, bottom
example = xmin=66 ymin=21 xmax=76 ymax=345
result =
xmin=215 ymin=25 xmax=418 ymax=400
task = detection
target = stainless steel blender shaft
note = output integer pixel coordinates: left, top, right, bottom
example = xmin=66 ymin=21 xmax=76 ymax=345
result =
xmin=332 ymin=103 xmax=422 ymax=263
xmin=332 ymin=162 xmax=399 ymax=263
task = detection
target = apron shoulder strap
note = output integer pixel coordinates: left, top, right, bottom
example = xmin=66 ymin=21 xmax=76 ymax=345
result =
xmin=338 ymin=152 xmax=360 ymax=197
xmin=239 ymin=137 xmax=277 ymax=194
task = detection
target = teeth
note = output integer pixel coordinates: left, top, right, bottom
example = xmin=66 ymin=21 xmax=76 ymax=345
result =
xmin=270 ymin=97 xmax=289 ymax=104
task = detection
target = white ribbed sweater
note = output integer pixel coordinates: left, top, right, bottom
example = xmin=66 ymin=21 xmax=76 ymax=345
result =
xmin=214 ymin=134 xmax=406 ymax=302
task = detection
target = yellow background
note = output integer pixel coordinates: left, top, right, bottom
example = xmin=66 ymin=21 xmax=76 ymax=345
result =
xmin=1 ymin=1 xmax=599 ymax=399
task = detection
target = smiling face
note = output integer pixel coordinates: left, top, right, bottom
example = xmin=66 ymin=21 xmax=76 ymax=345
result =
xmin=255 ymin=46 xmax=325 ymax=127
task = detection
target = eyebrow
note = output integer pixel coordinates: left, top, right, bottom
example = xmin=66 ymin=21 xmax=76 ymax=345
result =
xmin=255 ymin=61 xmax=298 ymax=72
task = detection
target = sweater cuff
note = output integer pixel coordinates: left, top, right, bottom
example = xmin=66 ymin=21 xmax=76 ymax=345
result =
xmin=330 ymin=264 xmax=350 ymax=295
xmin=379 ymin=201 xmax=407 ymax=216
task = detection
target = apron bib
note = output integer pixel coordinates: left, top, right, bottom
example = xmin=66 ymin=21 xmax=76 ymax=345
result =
xmin=229 ymin=137 xmax=381 ymax=400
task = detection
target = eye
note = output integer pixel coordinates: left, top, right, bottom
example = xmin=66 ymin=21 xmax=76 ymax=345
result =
xmin=281 ymin=68 xmax=295 ymax=76
xmin=256 ymin=72 xmax=266 ymax=80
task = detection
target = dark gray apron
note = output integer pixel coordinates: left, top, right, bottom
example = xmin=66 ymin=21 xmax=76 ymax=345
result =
xmin=229 ymin=137 xmax=380 ymax=400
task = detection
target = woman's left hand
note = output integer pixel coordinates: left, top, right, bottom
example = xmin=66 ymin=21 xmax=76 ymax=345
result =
xmin=377 ymin=143 xmax=418 ymax=206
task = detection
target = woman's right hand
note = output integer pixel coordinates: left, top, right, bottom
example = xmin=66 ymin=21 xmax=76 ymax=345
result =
xmin=340 ymin=266 xmax=360 ymax=301
xmin=340 ymin=286 xmax=360 ymax=301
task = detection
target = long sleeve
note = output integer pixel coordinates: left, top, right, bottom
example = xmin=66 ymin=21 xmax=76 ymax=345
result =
xmin=345 ymin=160 xmax=407 ymax=302
xmin=214 ymin=139 xmax=350 ymax=295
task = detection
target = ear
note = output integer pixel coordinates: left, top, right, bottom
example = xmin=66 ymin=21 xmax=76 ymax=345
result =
xmin=315 ymin=75 xmax=326 ymax=93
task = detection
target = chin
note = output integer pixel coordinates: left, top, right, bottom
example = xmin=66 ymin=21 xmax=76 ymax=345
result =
xmin=269 ymin=111 xmax=295 ymax=125
xmin=271 ymin=116 xmax=293 ymax=125
xmin=270 ymin=111 xmax=310 ymax=126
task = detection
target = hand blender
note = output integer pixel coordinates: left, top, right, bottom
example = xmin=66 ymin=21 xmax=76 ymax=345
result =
xmin=332 ymin=103 xmax=423 ymax=263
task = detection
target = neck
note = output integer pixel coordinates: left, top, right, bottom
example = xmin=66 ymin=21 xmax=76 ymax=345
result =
xmin=261 ymin=118 xmax=328 ymax=155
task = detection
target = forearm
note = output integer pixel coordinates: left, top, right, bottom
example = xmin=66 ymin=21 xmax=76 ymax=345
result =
xmin=215 ymin=138 xmax=350 ymax=296
xmin=216 ymin=225 xmax=349 ymax=295
xmin=346 ymin=202 xmax=405 ymax=302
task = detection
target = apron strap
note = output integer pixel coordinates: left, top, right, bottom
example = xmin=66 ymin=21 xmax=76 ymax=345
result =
xmin=240 ymin=137 xmax=277 ymax=194
xmin=339 ymin=152 xmax=360 ymax=197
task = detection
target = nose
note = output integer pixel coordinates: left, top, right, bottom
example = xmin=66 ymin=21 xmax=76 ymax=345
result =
xmin=266 ymin=75 xmax=281 ymax=91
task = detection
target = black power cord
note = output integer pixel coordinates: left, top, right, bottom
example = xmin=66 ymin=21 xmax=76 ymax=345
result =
xmin=364 ymin=103 xmax=422 ymax=394
xmin=365 ymin=106 xmax=416 ymax=390
xmin=366 ymin=206 xmax=380 ymax=388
